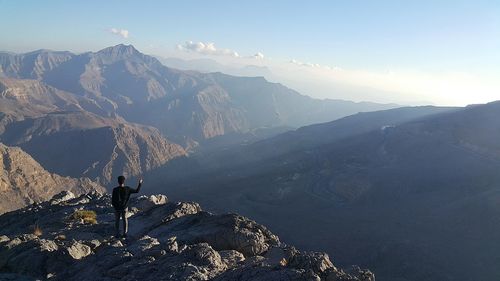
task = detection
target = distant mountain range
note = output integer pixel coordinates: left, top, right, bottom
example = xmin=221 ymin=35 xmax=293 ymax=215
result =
xmin=0 ymin=45 xmax=399 ymax=144
xmin=158 ymin=56 xmax=274 ymax=78
xmin=145 ymin=102 xmax=500 ymax=281
xmin=0 ymin=44 xmax=399 ymax=185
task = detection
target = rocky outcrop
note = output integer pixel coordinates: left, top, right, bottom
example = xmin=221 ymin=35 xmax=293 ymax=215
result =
xmin=0 ymin=143 xmax=104 ymax=214
xmin=0 ymin=192 xmax=374 ymax=281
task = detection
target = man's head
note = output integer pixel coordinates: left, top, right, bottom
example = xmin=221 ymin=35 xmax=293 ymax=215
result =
xmin=117 ymin=175 xmax=126 ymax=185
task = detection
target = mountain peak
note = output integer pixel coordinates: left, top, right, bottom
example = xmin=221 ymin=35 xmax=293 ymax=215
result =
xmin=98 ymin=44 xmax=140 ymax=57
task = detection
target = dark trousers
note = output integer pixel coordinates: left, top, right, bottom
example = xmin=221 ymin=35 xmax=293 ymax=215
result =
xmin=114 ymin=208 xmax=128 ymax=236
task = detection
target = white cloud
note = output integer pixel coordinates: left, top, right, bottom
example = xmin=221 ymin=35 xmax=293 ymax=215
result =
xmin=289 ymin=59 xmax=342 ymax=71
xmin=290 ymin=59 xmax=320 ymax=68
xmin=109 ymin=28 xmax=129 ymax=39
xmin=177 ymin=41 xmax=239 ymax=57
xmin=253 ymin=52 xmax=265 ymax=59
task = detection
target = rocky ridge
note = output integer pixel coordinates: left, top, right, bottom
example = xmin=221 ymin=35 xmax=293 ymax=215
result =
xmin=0 ymin=192 xmax=374 ymax=281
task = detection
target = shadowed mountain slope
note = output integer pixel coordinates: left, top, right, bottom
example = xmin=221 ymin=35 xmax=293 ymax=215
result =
xmin=146 ymin=106 xmax=456 ymax=178
xmin=146 ymin=103 xmax=500 ymax=281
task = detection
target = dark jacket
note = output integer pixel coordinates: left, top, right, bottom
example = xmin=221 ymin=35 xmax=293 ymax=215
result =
xmin=112 ymin=183 xmax=142 ymax=210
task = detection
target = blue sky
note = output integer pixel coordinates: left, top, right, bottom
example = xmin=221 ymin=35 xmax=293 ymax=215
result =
xmin=1 ymin=0 xmax=500 ymax=105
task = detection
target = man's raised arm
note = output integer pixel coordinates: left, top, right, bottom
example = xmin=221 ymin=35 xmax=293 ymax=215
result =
xmin=132 ymin=178 xmax=143 ymax=193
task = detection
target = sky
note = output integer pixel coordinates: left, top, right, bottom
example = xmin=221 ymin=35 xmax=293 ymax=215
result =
xmin=1 ymin=0 xmax=500 ymax=105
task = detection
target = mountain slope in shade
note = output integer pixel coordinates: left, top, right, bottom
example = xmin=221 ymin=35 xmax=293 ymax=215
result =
xmin=147 ymin=106 xmax=455 ymax=178
xmin=0 ymin=111 xmax=186 ymax=185
xmin=146 ymin=102 xmax=500 ymax=281
xmin=0 ymin=143 xmax=104 ymax=214
xmin=0 ymin=45 xmax=400 ymax=145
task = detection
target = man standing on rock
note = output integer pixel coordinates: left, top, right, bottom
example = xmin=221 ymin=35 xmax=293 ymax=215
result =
xmin=112 ymin=175 xmax=143 ymax=238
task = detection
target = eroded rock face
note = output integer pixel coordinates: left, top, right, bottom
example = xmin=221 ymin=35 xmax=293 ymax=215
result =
xmin=0 ymin=143 xmax=105 ymax=214
xmin=0 ymin=192 xmax=374 ymax=281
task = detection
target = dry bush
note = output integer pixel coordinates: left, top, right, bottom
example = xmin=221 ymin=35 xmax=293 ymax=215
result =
xmin=72 ymin=210 xmax=97 ymax=224
xmin=33 ymin=224 xmax=43 ymax=237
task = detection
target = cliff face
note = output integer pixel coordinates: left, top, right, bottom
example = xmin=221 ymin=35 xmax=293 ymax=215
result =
xmin=0 ymin=143 xmax=104 ymax=214
xmin=0 ymin=192 xmax=374 ymax=281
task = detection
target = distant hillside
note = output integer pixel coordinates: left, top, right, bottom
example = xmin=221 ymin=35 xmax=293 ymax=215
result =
xmin=158 ymin=56 xmax=275 ymax=78
xmin=146 ymin=103 xmax=500 ymax=281
xmin=147 ymin=106 xmax=455 ymax=178
xmin=0 ymin=143 xmax=104 ymax=214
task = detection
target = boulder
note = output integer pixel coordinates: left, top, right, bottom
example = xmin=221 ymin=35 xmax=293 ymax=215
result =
xmin=219 ymin=250 xmax=245 ymax=268
xmin=288 ymin=251 xmax=336 ymax=274
xmin=132 ymin=195 xmax=168 ymax=212
xmin=50 ymin=191 xmax=76 ymax=205
xmin=67 ymin=241 xmax=92 ymax=260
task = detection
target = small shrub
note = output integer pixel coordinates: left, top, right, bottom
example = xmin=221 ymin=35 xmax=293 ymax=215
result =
xmin=72 ymin=210 xmax=97 ymax=224
xmin=33 ymin=224 xmax=43 ymax=237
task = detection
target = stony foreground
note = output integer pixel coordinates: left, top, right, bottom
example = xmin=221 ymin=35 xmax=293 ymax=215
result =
xmin=0 ymin=192 xmax=374 ymax=281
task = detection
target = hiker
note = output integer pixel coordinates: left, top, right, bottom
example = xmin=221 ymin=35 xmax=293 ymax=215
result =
xmin=111 ymin=175 xmax=143 ymax=238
